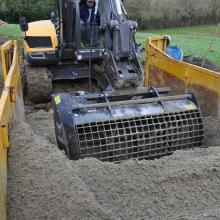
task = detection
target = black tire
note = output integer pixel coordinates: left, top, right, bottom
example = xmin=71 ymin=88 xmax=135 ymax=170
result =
xmin=25 ymin=65 xmax=52 ymax=103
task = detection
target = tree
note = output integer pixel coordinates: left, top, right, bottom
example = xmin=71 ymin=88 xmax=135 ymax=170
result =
xmin=2 ymin=0 xmax=57 ymax=23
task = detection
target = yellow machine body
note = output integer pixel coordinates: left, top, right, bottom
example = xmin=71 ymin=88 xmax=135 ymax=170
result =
xmin=22 ymin=20 xmax=58 ymax=66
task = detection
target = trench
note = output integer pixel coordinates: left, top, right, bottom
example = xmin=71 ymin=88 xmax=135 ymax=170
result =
xmin=7 ymin=103 xmax=220 ymax=219
xmin=1 ymin=37 xmax=220 ymax=219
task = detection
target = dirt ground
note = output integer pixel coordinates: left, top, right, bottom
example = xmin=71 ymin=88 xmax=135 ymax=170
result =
xmin=7 ymin=107 xmax=220 ymax=220
xmin=183 ymin=56 xmax=220 ymax=72
xmin=0 ymin=19 xmax=7 ymax=26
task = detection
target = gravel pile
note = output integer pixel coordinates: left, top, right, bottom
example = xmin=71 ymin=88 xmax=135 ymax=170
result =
xmin=7 ymin=110 xmax=220 ymax=220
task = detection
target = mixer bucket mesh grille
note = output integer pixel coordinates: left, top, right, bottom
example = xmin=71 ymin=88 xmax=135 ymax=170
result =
xmin=76 ymin=110 xmax=204 ymax=162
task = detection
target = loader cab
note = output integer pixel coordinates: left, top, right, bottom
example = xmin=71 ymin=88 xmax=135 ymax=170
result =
xmin=73 ymin=0 xmax=106 ymax=61
xmin=80 ymin=24 xmax=102 ymax=50
xmin=79 ymin=0 xmax=102 ymax=49
xmin=59 ymin=0 xmax=104 ymax=61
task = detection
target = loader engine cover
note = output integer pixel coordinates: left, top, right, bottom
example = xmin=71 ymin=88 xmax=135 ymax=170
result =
xmin=52 ymin=90 xmax=204 ymax=162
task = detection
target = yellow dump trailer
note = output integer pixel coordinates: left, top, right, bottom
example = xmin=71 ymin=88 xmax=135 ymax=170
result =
xmin=0 ymin=41 xmax=22 ymax=219
xmin=145 ymin=36 xmax=220 ymax=117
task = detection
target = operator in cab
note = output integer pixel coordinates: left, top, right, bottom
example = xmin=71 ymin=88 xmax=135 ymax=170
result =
xmin=80 ymin=0 xmax=100 ymax=26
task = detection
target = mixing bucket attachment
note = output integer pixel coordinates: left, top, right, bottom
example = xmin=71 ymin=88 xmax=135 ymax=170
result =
xmin=52 ymin=88 xmax=204 ymax=162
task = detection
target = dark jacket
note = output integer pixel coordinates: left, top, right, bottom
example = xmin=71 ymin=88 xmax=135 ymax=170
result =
xmin=80 ymin=3 xmax=100 ymax=25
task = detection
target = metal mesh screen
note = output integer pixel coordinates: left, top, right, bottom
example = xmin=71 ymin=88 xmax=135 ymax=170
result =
xmin=76 ymin=110 xmax=204 ymax=162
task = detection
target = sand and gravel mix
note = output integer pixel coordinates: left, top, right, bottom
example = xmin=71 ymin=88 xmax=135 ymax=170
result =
xmin=7 ymin=108 xmax=220 ymax=220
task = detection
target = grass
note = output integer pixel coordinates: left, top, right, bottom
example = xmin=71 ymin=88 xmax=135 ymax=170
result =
xmin=144 ymin=25 xmax=220 ymax=37
xmin=0 ymin=24 xmax=21 ymax=39
xmin=136 ymin=24 xmax=220 ymax=68
xmin=0 ymin=23 xmax=220 ymax=67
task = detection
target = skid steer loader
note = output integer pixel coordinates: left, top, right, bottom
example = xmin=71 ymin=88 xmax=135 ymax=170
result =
xmin=20 ymin=0 xmax=204 ymax=162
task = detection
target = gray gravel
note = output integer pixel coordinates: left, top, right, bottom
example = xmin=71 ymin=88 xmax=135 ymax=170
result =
xmin=7 ymin=110 xmax=220 ymax=220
